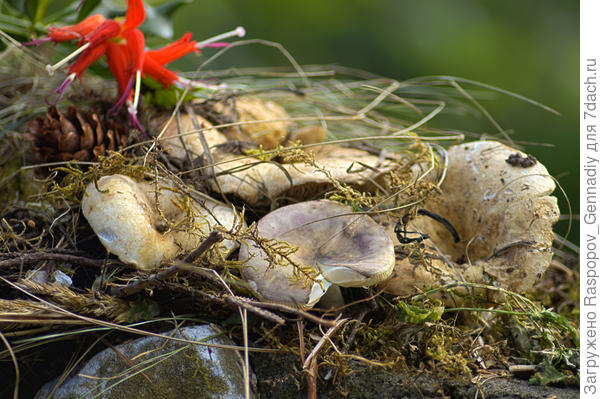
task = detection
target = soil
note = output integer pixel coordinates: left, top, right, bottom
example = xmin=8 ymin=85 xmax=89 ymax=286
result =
xmin=251 ymin=352 xmax=579 ymax=399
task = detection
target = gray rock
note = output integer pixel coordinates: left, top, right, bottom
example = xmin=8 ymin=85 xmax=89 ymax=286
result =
xmin=35 ymin=325 xmax=249 ymax=399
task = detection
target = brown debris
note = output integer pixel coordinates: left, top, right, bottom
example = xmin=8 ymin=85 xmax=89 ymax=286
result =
xmin=25 ymin=105 xmax=132 ymax=174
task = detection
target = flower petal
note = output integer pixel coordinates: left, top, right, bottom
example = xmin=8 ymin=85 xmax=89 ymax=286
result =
xmin=105 ymin=42 xmax=131 ymax=96
xmin=123 ymin=0 xmax=146 ymax=30
xmin=68 ymin=41 xmax=109 ymax=77
xmin=47 ymin=14 xmax=105 ymax=42
xmin=84 ymin=19 xmax=121 ymax=47
xmin=122 ymin=28 xmax=145 ymax=73
xmin=143 ymin=55 xmax=179 ymax=88
xmin=146 ymin=32 xmax=198 ymax=65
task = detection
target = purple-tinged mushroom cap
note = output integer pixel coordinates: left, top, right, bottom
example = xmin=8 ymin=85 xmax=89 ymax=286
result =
xmin=239 ymin=200 xmax=395 ymax=306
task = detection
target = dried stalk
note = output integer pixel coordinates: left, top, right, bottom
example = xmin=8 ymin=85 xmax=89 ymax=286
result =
xmin=302 ymin=317 xmax=348 ymax=399
xmin=0 ymin=253 xmax=107 ymax=268
xmin=110 ymin=231 xmax=223 ymax=297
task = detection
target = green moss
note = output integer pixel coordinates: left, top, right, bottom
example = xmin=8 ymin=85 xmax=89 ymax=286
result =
xmin=84 ymin=337 xmax=230 ymax=399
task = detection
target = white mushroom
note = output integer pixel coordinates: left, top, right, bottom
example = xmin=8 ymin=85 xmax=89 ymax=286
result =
xmin=382 ymin=140 xmax=559 ymax=299
xmin=239 ymin=200 xmax=395 ymax=306
xmin=213 ymin=96 xmax=291 ymax=149
xmin=154 ymin=112 xmax=227 ymax=161
xmin=286 ymin=125 xmax=328 ymax=146
xmin=82 ymin=174 xmax=243 ymax=270
xmin=210 ymin=146 xmax=392 ymax=206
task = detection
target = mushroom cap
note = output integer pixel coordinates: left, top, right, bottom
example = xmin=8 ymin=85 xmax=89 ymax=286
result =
xmin=287 ymin=125 xmax=327 ymax=146
xmin=213 ymin=96 xmax=291 ymax=149
xmin=239 ymin=200 xmax=395 ymax=306
xmin=82 ymin=174 xmax=243 ymax=270
xmin=425 ymin=140 xmax=556 ymax=264
xmin=82 ymin=175 xmax=178 ymax=269
xmin=155 ymin=112 xmax=227 ymax=161
xmin=382 ymin=140 xmax=559 ymax=298
xmin=211 ymin=145 xmax=391 ymax=205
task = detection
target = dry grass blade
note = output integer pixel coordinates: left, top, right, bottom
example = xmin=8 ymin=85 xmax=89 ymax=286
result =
xmin=0 ymin=331 xmax=19 ymax=399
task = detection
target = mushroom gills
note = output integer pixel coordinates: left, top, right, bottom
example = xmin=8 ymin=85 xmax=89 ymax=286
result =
xmin=308 ymin=276 xmax=332 ymax=307
xmin=317 ymin=263 xmax=369 ymax=287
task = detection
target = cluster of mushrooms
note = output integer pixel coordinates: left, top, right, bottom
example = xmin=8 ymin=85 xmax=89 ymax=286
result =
xmin=82 ymin=97 xmax=559 ymax=308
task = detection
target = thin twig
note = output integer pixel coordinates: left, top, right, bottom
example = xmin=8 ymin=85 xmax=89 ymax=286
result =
xmin=345 ymin=308 xmax=369 ymax=351
xmin=241 ymin=300 xmax=337 ymax=327
xmin=110 ymin=231 xmax=223 ymax=297
xmin=298 ymin=320 xmax=306 ymax=362
xmin=302 ymin=317 xmax=348 ymax=399
xmin=167 ymin=262 xmax=336 ymax=327
xmin=205 ymin=266 xmax=252 ymax=399
xmin=161 ymin=282 xmax=286 ymax=325
xmin=0 ymin=253 xmax=106 ymax=268
xmin=2 ymin=276 xmax=275 ymax=352
xmin=486 ymin=240 xmax=536 ymax=260
xmin=305 ymin=359 xmax=318 ymax=399
xmin=183 ymin=231 xmax=224 ymax=263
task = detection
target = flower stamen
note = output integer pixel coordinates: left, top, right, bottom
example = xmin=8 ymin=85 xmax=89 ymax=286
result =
xmin=126 ymin=70 xmax=144 ymax=134
xmin=22 ymin=37 xmax=53 ymax=46
xmin=132 ymin=69 xmax=142 ymax=111
xmin=110 ymin=75 xmax=135 ymax=116
xmin=45 ymin=42 xmax=91 ymax=76
xmin=46 ymin=72 xmax=76 ymax=105
xmin=196 ymin=26 xmax=245 ymax=49
xmin=200 ymin=42 xmax=231 ymax=48
xmin=127 ymin=99 xmax=144 ymax=133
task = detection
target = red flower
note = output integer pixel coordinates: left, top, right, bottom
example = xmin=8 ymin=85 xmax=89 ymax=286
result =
xmin=104 ymin=28 xmax=146 ymax=118
xmin=142 ymin=27 xmax=245 ymax=90
xmin=146 ymin=32 xmax=198 ymax=65
xmin=48 ymin=14 xmax=106 ymax=43
xmin=27 ymin=0 xmax=246 ymax=132
xmin=143 ymin=32 xmax=198 ymax=88
xmin=39 ymin=0 xmax=147 ymax=129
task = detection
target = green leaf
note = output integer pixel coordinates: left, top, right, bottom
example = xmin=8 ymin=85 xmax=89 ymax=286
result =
xmin=142 ymin=76 xmax=195 ymax=108
xmin=23 ymin=0 xmax=51 ymax=25
xmin=76 ymin=0 xmax=101 ymax=21
xmin=140 ymin=0 xmax=192 ymax=39
xmin=6 ymin=0 xmax=25 ymax=14
xmin=532 ymin=310 xmax=580 ymax=348
xmin=396 ymin=301 xmax=444 ymax=324
xmin=141 ymin=75 xmax=164 ymax=90
xmin=0 ymin=13 xmax=33 ymax=36
xmin=35 ymin=0 xmax=50 ymax=24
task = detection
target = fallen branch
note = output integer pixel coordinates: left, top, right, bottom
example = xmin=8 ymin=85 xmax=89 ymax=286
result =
xmin=110 ymin=231 xmax=223 ymax=297
xmin=0 ymin=253 xmax=106 ymax=268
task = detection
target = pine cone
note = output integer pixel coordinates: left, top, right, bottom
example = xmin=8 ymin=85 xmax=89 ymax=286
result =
xmin=26 ymin=105 xmax=130 ymax=172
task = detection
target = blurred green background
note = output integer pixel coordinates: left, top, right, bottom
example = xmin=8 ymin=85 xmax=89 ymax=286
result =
xmin=171 ymin=0 xmax=579 ymax=242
